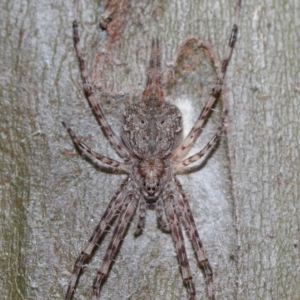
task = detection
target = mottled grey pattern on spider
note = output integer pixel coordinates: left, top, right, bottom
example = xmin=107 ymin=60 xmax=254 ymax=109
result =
xmin=63 ymin=1 xmax=241 ymax=299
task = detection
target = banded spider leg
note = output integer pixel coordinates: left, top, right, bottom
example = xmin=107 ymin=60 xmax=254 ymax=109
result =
xmin=63 ymin=0 xmax=241 ymax=299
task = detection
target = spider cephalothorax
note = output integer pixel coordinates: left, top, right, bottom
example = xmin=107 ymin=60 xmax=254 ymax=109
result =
xmin=63 ymin=1 xmax=241 ymax=299
xmin=133 ymin=158 xmax=172 ymax=201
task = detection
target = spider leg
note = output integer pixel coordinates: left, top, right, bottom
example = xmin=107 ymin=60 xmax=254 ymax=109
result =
xmin=92 ymin=194 xmax=137 ymax=299
xmin=65 ymin=178 xmax=131 ymax=300
xmin=174 ymin=104 xmax=226 ymax=171
xmin=175 ymin=179 xmax=215 ymax=300
xmin=164 ymin=194 xmax=196 ymax=300
xmin=62 ymin=122 xmax=129 ymax=172
xmin=134 ymin=197 xmax=146 ymax=236
xmin=72 ymin=0 xmax=131 ymax=161
xmin=170 ymin=0 xmax=241 ymax=161
xmin=156 ymin=198 xmax=171 ymax=232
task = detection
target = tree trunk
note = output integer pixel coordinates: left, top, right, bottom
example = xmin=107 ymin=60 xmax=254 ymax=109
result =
xmin=0 ymin=0 xmax=299 ymax=299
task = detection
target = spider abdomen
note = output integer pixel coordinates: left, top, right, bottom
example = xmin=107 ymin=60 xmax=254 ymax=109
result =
xmin=123 ymin=96 xmax=182 ymax=159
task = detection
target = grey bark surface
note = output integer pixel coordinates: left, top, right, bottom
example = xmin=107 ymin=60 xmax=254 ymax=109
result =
xmin=0 ymin=1 xmax=299 ymax=300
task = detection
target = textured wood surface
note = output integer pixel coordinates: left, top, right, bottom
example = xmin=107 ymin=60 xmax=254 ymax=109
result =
xmin=0 ymin=1 xmax=299 ymax=299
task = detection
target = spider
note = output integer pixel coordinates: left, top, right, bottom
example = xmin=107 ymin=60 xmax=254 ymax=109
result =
xmin=63 ymin=0 xmax=241 ymax=299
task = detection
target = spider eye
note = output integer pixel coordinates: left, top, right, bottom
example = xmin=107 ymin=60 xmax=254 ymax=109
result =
xmin=141 ymin=120 xmax=145 ymax=124
xmin=161 ymin=120 xmax=165 ymax=124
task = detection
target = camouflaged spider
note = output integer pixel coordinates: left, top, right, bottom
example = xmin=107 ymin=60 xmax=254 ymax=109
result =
xmin=63 ymin=0 xmax=241 ymax=299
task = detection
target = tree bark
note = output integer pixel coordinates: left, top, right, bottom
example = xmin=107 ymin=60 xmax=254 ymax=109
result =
xmin=0 ymin=1 xmax=299 ymax=300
